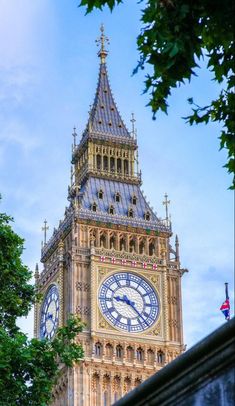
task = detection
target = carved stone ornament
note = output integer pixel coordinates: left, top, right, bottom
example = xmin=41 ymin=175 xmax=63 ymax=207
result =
xmin=150 ymin=275 xmax=160 ymax=290
xmin=98 ymin=313 xmax=116 ymax=331
xmin=98 ymin=268 xmax=108 ymax=283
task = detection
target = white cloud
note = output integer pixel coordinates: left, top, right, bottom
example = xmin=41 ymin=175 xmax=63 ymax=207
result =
xmin=0 ymin=120 xmax=41 ymax=154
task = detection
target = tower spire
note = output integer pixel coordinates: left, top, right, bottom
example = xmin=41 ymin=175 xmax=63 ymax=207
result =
xmin=96 ymin=24 xmax=109 ymax=63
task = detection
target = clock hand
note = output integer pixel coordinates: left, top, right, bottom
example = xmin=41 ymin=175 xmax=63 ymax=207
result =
xmin=114 ymin=295 xmax=135 ymax=305
xmin=113 ymin=294 xmax=148 ymax=326
xmin=128 ymin=302 xmax=149 ymax=326
xmin=114 ymin=295 xmax=123 ymax=302
xmin=122 ymin=295 xmax=135 ymax=306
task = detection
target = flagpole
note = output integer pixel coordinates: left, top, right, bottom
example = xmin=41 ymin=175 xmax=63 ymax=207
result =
xmin=225 ymin=282 xmax=229 ymax=300
xmin=225 ymin=282 xmax=230 ymax=321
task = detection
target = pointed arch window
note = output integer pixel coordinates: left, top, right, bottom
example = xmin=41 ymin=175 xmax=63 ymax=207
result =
xmin=95 ymin=342 xmax=102 ymax=357
xmin=129 ymin=239 xmax=135 ymax=253
xmin=103 ymin=156 xmax=108 ymax=171
xmin=144 ymin=211 xmax=150 ymax=221
xmin=96 ymin=154 xmax=101 ymax=170
xmin=98 ymin=189 xmax=103 ymax=199
xmin=115 ymin=192 xmax=121 ymax=203
xmin=128 ymin=208 xmax=134 ymax=218
xmin=132 ymin=195 xmax=137 ymax=205
xmin=91 ymin=202 xmax=97 ymax=212
xmin=119 ymin=237 xmax=125 ymax=251
xmin=110 ymin=235 xmax=115 ymax=249
xmin=124 ymin=159 xmax=129 ymax=174
xmin=110 ymin=157 xmax=115 ymax=172
xmin=147 ymin=349 xmax=155 ymax=365
xmin=136 ymin=347 xmax=144 ymax=362
xmin=149 ymin=242 xmax=155 ymax=256
xmin=109 ymin=205 xmax=115 ymax=215
xmin=105 ymin=343 xmax=113 ymax=359
xmin=100 ymin=234 xmax=107 ymax=248
xmin=116 ymin=345 xmax=123 ymax=359
xmin=126 ymin=346 xmax=134 ymax=362
xmin=157 ymin=350 xmax=164 ymax=364
xmin=139 ymin=240 xmax=145 ymax=254
xmin=117 ymin=158 xmax=122 ymax=173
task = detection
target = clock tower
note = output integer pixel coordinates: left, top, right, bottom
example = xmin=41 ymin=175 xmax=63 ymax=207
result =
xmin=34 ymin=26 xmax=185 ymax=406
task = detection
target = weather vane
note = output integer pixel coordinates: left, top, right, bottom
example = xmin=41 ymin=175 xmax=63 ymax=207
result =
xmin=96 ymin=24 xmax=110 ymax=62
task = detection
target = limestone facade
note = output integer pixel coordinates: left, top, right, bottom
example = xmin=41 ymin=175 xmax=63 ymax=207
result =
xmin=34 ymin=31 xmax=185 ymax=406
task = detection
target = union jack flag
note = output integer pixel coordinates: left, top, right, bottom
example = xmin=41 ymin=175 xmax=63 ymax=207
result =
xmin=100 ymin=256 xmax=106 ymax=262
xmin=220 ymin=283 xmax=230 ymax=320
xmin=152 ymin=263 xmax=157 ymax=270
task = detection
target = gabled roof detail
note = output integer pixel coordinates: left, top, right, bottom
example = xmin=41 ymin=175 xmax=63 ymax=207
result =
xmin=87 ymin=62 xmax=131 ymax=138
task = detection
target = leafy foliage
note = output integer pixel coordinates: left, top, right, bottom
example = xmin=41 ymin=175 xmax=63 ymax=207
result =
xmin=0 ymin=202 xmax=84 ymax=405
xmin=0 ymin=318 xmax=84 ymax=406
xmin=80 ymin=0 xmax=235 ymax=188
xmin=0 ymin=211 xmax=35 ymax=334
xmin=79 ymin=0 xmax=122 ymax=13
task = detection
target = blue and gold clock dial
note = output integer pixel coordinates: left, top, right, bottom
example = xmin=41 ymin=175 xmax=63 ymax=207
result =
xmin=40 ymin=285 xmax=59 ymax=339
xmin=99 ymin=272 xmax=159 ymax=333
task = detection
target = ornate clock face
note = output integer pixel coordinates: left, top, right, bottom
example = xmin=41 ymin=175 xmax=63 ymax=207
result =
xmin=40 ymin=285 xmax=59 ymax=339
xmin=99 ymin=272 xmax=159 ymax=333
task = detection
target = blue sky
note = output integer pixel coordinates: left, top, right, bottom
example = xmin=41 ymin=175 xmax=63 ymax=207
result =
xmin=0 ymin=0 xmax=234 ymax=348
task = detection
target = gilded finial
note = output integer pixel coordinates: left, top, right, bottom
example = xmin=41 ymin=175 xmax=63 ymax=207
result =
xmin=96 ymin=24 xmax=109 ymax=63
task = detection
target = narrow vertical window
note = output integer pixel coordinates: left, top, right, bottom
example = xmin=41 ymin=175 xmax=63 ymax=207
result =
xmin=98 ymin=189 xmax=103 ymax=199
xmin=128 ymin=208 xmax=134 ymax=218
xmin=117 ymin=158 xmax=122 ymax=173
xmin=96 ymin=154 xmax=101 ymax=170
xmin=124 ymin=159 xmax=129 ymax=174
xmin=104 ymin=391 xmax=108 ymax=406
xmin=110 ymin=157 xmax=115 ymax=172
xmin=109 ymin=205 xmax=115 ymax=215
xmin=115 ymin=192 xmax=121 ymax=202
xmin=103 ymin=156 xmax=108 ymax=171
xmin=132 ymin=195 xmax=137 ymax=205
xmin=91 ymin=202 xmax=97 ymax=212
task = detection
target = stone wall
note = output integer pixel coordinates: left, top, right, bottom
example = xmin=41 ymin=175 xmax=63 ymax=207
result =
xmin=114 ymin=318 xmax=235 ymax=406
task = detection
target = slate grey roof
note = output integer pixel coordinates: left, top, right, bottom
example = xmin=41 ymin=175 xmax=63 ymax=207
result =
xmin=77 ymin=177 xmax=169 ymax=232
xmin=87 ymin=62 xmax=131 ymax=138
